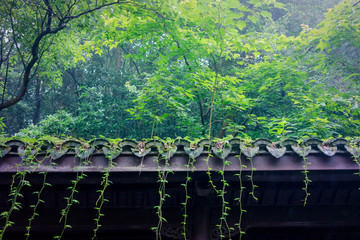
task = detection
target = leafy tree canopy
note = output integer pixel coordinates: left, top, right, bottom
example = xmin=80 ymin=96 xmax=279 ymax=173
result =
xmin=1 ymin=0 xmax=359 ymax=141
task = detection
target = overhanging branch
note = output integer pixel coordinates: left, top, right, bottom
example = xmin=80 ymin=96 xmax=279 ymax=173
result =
xmin=0 ymin=1 xmax=130 ymax=110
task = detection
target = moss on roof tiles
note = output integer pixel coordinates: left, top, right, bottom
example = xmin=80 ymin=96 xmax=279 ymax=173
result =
xmin=0 ymin=137 xmax=359 ymax=159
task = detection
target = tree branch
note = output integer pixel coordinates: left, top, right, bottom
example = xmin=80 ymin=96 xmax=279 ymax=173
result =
xmin=0 ymin=22 xmax=66 ymax=109
xmin=0 ymin=1 xmax=130 ymax=110
xmin=8 ymin=7 xmax=26 ymax=67
xmin=2 ymin=52 xmax=11 ymax=104
xmin=65 ymin=1 xmax=130 ymax=20
xmin=195 ymin=90 xmax=205 ymax=127
xmin=120 ymin=45 xmax=141 ymax=76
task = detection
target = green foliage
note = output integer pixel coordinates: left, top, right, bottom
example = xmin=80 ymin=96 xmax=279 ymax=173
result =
xmin=181 ymin=156 xmax=195 ymax=240
xmin=234 ymin=154 xmax=247 ymax=239
xmin=16 ymin=111 xmax=77 ymax=138
xmin=92 ymin=147 xmax=118 ymax=240
xmin=0 ymin=118 xmax=5 ymax=136
xmin=0 ymin=143 xmax=44 ymax=240
xmin=0 ymin=171 xmax=30 ymax=240
xmin=25 ymin=172 xmax=51 ymax=240
xmin=154 ymin=161 xmax=170 ymax=240
xmin=1 ymin=0 xmax=359 ymax=142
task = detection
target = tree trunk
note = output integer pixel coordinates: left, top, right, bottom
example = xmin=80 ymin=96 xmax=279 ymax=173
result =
xmin=32 ymin=78 xmax=41 ymax=124
xmin=116 ymin=47 xmax=122 ymax=71
xmin=217 ymin=115 xmax=234 ymax=138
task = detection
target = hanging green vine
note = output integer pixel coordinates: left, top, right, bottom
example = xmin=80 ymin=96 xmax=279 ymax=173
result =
xmin=0 ymin=171 xmax=30 ymax=240
xmin=25 ymin=171 xmax=51 ymax=240
xmin=154 ymin=159 xmax=170 ymax=240
xmin=248 ymin=156 xmax=258 ymax=201
xmin=181 ymin=157 xmax=193 ymax=240
xmin=205 ymin=152 xmax=217 ymax=193
xmin=292 ymin=144 xmax=311 ymax=206
xmin=217 ymin=157 xmax=232 ymax=240
xmin=212 ymin=140 xmax=233 ymax=240
xmin=0 ymin=144 xmax=39 ymax=240
xmin=91 ymin=146 xmax=120 ymax=240
xmin=302 ymin=155 xmax=311 ymax=206
xmin=240 ymin=143 xmax=259 ymax=202
xmin=54 ymin=171 xmax=84 ymax=240
xmin=182 ymin=142 xmax=201 ymax=240
xmin=54 ymin=145 xmax=92 ymax=240
xmin=234 ymin=153 xmax=246 ymax=240
xmin=345 ymin=141 xmax=360 ymax=190
xmin=25 ymin=142 xmax=54 ymax=240
xmin=153 ymin=141 xmax=175 ymax=240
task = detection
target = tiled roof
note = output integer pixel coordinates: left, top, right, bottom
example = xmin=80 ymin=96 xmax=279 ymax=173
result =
xmin=1 ymin=138 xmax=359 ymax=172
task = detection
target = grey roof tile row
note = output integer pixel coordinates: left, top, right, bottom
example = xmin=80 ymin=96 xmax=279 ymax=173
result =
xmin=1 ymin=138 xmax=359 ymax=160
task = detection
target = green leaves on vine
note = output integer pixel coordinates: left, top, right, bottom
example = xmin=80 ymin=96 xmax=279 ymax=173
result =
xmin=55 ymin=146 xmax=92 ymax=240
xmin=153 ymin=141 xmax=176 ymax=240
xmin=292 ymin=144 xmax=312 ymax=206
xmin=0 ymin=143 xmax=41 ymax=240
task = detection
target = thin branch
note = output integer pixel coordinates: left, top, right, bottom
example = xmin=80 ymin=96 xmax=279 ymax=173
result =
xmin=232 ymin=107 xmax=256 ymax=137
xmin=54 ymin=3 xmax=65 ymax=21
xmin=65 ymin=1 xmax=130 ymax=20
xmin=67 ymin=69 xmax=80 ymax=86
xmin=2 ymin=53 xmax=11 ymax=104
xmin=64 ymin=0 xmax=77 ymax=20
xmin=0 ymin=21 xmax=66 ymax=109
xmin=24 ymin=0 xmax=48 ymax=12
xmin=0 ymin=0 xmax=131 ymax=109
xmin=0 ymin=30 xmax=4 ymax=69
xmin=208 ymin=49 xmax=223 ymax=139
xmin=2 ymin=42 xmax=15 ymax=63
xmin=8 ymin=8 xmax=26 ymax=67
xmin=120 ymin=45 xmax=141 ymax=76
xmin=30 ymin=32 xmax=57 ymax=80
xmin=43 ymin=0 xmax=54 ymax=30
xmin=35 ymin=2 xmax=42 ymax=33
xmin=162 ymin=21 xmax=193 ymax=71
xmin=195 ymin=90 xmax=205 ymax=127
xmin=174 ymin=40 xmax=192 ymax=70
xmin=0 ymin=30 xmax=11 ymax=74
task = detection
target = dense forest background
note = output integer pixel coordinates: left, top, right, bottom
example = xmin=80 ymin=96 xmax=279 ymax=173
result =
xmin=0 ymin=0 xmax=359 ymax=140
